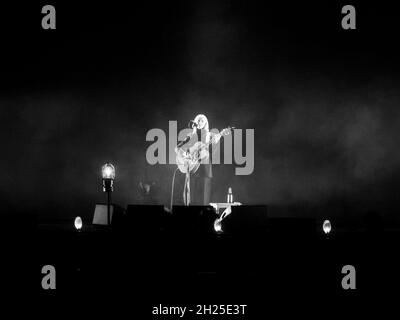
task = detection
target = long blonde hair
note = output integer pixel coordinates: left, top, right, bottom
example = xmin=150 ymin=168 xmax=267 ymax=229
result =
xmin=192 ymin=114 xmax=210 ymax=143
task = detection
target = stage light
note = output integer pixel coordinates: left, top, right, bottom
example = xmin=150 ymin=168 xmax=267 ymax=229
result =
xmin=102 ymin=162 xmax=115 ymax=193
xmin=214 ymin=218 xmax=223 ymax=233
xmin=102 ymin=163 xmax=115 ymax=180
xmin=74 ymin=216 xmax=83 ymax=231
xmin=323 ymin=219 xmax=332 ymax=235
xmin=101 ymin=162 xmax=115 ymax=226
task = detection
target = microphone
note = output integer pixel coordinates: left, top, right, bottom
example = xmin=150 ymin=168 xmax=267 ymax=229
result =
xmin=177 ymin=135 xmax=191 ymax=148
xmin=188 ymin=120 xmax=198 ymax=128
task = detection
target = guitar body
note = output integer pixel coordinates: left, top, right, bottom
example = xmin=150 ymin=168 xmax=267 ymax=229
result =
xmin=175 ymin=127 xmax=233 ymax=174
xmin=176 ymin=142 xmax=209 ymax=174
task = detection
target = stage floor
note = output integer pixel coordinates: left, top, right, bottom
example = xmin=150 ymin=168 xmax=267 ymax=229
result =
xmin=3 ymin=206 xmax=398 ymax=316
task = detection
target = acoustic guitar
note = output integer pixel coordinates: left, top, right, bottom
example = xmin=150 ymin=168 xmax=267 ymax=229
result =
xmin=175 ymin=127 xmax=234 ymax=174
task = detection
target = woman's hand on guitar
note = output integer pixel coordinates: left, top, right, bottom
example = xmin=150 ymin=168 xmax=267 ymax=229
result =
xmin=198 ymin=148 xmax=209 ymax=160
xmin=211 ymin=133 xmax=221 ymax=144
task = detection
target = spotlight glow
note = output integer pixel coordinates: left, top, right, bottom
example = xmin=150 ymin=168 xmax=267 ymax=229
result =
xmin=74 ymin=216 xmax=83 ymax=230
xmin=323 ymin=220 xmax=331 ymax=235
xmin=102 ymin=163 xmax=115 ymax=179
xmin=214 ymin=218 xmax=223 ymax=233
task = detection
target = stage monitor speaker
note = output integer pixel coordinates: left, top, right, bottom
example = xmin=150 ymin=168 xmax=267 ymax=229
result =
xmin=124 ymin=205 xmax=169 ymax=233
xmin=222 ymin=205 xmax=268 ymax=234
xmin=92 ymin=204 xmax=124 ymax=226
xmin=170 ymin=205 xmax=216 ymax=234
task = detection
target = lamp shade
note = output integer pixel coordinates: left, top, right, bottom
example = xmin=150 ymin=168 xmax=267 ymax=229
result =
xmin=102 ymin=163 xmax=115 ymax=179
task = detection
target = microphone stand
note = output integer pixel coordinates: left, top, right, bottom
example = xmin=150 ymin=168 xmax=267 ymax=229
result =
xmin=170 ymin=167 xmax=180 ymax=213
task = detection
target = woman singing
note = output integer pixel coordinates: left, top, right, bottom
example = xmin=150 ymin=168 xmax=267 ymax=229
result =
xmin=186 ymin=114 xmax=221 ymax=205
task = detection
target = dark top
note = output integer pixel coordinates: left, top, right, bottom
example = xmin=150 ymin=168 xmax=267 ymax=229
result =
xmin=192 ymin=128 xmax=213 ymax=179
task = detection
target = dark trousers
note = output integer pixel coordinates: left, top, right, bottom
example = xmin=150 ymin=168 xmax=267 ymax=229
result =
xmin=190 ymin=176 xmax=212 ymax=205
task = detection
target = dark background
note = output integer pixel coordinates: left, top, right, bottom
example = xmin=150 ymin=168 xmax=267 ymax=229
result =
xmin=1 ymin=1 xmax=400 ymax=224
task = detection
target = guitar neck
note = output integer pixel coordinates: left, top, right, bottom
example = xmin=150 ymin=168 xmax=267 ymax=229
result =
xmin=203 ymin=133 xmax=221 ymax=148
xmin=185 ymin=127 xmax=230 ymax=151
xmin=206 ymin=128 xmax=229 ymax=147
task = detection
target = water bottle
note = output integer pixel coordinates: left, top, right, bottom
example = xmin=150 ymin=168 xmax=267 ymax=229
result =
xmin=227 ymin=187 xmax=233 ymax=203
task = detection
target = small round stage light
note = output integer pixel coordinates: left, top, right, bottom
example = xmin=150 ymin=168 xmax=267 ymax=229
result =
xmin=214 ymin=218 xmax=223 ymax=233
xmin=323 ymin=219 xmax=331 ymax=235
xmin=102 ymin=163 xmax=115 ymax=180
xmin=74 ymin=216 xmax=83 ymax=230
